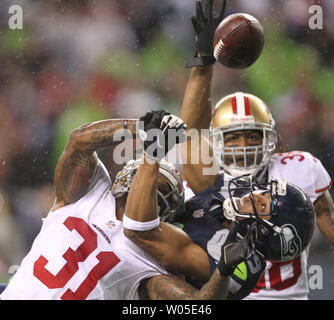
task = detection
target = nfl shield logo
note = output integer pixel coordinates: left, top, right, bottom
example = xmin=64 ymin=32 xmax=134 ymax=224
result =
xmin=106 ymin=220 xmax=116 ymax=229
xmin=192 ymin=209 xmax=204 ymax=218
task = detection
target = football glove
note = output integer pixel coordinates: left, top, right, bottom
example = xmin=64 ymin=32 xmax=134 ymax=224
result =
xmin=139 ymin=110 xmax=187 ymax=162
xmin=186 ymin=0 xmax=227 ymax=68
xmin=227 ymin=249 xmax=266 ymax=300
xmin=218 ymin=221 xmax=256 ymax=277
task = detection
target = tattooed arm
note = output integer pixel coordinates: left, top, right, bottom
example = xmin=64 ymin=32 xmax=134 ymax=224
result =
xmin=139 ymin=270 xmax=229 ymax=300
xmin=52 ymin=119 xmax=138 ymax=211
xmin=124 ymin=156 xmax=211 ymax=281
xmin=314 ymin=190 xmax=334 ymax=246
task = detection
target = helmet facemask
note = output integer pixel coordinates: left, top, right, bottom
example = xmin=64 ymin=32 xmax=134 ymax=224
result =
xmin=210 ymin=123 xmax=277 ymax=178
xmin=223 ymin=174 xmax=283 ymax=234
xmin=223 ymin=174 xmax=283 ymax=246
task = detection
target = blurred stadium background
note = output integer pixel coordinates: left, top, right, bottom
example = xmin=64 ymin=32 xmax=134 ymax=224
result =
xmin=0 ymin=0 xmax=333 ymax=299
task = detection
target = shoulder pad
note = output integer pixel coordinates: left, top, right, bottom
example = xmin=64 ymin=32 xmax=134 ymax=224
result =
xmin=268 ymin=151 xmax=331 ymax=202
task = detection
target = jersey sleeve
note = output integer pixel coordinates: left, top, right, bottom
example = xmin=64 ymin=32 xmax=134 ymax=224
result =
xmin=305 ymin=152 xmax=332 ymax=199
xmin=87 ymin=158 xmax=112 ymax=193
xmin=269 ymin=151 xmax=332 ymax=202
xmin=183 ymin=181 xmax=195 ymax=201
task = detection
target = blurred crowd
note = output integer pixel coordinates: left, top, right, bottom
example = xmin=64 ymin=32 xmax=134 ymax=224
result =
xmin=0 ymin=0 xmax=333 ymax=294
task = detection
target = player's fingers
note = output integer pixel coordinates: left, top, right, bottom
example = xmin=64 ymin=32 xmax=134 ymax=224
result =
xmin=225 ymin=221 xmax=239 ymax=243
xmin=203 ymin=0 xmax=213 ymax=22
xmin=162 ymin=115 xmax=184 ymax=130
xmin=217 ymin=0 xmax=227 ymax=21
xmin=243 ymin=222 xmax=257 ymax=239
xmin=191 ymin=16 xmax=201 ymax=34
xmin=243 ymin=222 xmax=257 ymax=250
xmin=139 ymin=111 xmax=153 ymax=123
xmin=161 ymin=115 xmax=172 ymax=132
xmin=169 ymin=116 xmax=184 ymax=128
xmin=196 ymin=0 xmax=206 ymax=23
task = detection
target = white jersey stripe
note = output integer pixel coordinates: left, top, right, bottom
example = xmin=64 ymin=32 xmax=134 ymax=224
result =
xmin=235 ymin=92 xmax=246 ymax=117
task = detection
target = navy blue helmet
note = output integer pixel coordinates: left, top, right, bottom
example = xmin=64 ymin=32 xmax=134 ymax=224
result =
xmin=223 ymin=175 xmax=316 ymax=261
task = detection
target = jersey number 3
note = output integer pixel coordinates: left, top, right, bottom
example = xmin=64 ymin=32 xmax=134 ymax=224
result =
xmin=33 ymin=217 xmax=120 ymax=299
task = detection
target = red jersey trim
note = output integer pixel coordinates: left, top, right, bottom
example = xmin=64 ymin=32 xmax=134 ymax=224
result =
xmin=315 ymin=181 xmax=332 ymax=194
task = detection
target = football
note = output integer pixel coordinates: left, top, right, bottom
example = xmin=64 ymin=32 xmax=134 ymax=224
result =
xmin=213 ymin=13 xmax=264 ymax=69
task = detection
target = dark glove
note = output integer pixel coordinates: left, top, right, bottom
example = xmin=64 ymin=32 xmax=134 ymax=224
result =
xmin=139 ymin=110 xmax=187 ymax=162
xmin=227 ymin=249 xmax=266 ymax=300
xmin=186 ymin=0 xmax=227 ymax=68
xmin=218 ymin=222 xmax=256 ymax=277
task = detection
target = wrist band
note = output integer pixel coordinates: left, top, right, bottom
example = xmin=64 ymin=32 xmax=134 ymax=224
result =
xmin=185 ymin=56 xmax=216 ymax=68
xmin=123 ymin=214 xmax=160 ymax=231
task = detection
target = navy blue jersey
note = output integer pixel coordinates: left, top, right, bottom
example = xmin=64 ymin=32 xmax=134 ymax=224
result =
xmin=174 ymin=175 xmax=266 ymax=299
xmin=0 ymin=283 xmax=6 ymax=295
xmin=176 ymin=183 xmax=227 ymax=275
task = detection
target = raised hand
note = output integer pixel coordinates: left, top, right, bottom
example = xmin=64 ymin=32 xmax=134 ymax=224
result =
xmin=139 ymin=110 xmax=187 ymax=162
xmin=186 ymin=0 xmax=227 ymax=68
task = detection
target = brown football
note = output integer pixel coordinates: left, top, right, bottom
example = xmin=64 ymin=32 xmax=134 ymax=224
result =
xmin=213 ymin=13 xmax=264 ymax=69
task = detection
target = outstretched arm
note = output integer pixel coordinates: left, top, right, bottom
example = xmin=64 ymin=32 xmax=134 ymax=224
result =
xmin=180 ymin=66 xmax=220 ymax=194
xmin=138 ymin=222 xmax=256 ymax=300
xmin=123 ymin=111 xmax=211 ymax=280
xmin=124 ymin=154 xmax=211 ymax=281
xmin=181 ymin=66 xmax=213 ymax=130
xmin=53 ymin=119 xmax=138 ymax=211
xmin=180 ymin=0 xmax=227 ymax=194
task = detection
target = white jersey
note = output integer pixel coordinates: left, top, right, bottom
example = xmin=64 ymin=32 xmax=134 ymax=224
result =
xmin=245 ymin=151 xmax=331 ymax=300
xmin=183 ymin=181 xmax=196 ymax=202
xmin=0 ymin=160 xmax=168 ymax=300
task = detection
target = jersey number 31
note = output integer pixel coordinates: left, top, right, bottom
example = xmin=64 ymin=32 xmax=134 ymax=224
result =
xmin=33 ymin=217 xmax=120 ymax=299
